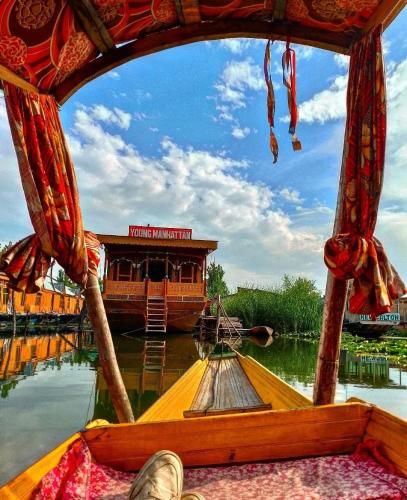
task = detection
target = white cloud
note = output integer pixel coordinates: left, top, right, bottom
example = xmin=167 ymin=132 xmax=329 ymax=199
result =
xmin=294 ymin=47 xmax=399 ymax=127
xmin=382 ymin=58 xmax=407 ymax=204
xmin=218 ymin=39 xmax=262 ymax=54
xmin=231 ymin=126 xmax=250 ymax=139
xmin=215 ymin=105 xmax=234 ymax=122
xmin=282 ymin=74 xmax=347 ymax=125
xmin=279 ymin=188 xmax=303 ymax=204
xmin=334 ymin=53 xmax=349 ymax=69
xmin=274 ymin=42 xmax=315 ymax=61
xmin=134 ymin=112 xmax=147 ymax=121
xmin=84 ymin=104 xmax=132 ymax=130
xmin=106 ymin=70 xmax=120 ymax=80
xmin=64 ymin=104 xmax=332 ymax=288
xmin=214 ymin=58 xmax=264 ymax=109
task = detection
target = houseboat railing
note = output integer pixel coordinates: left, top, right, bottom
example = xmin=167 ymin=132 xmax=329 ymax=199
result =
xmin=104 ymin=280 xmax=205 ymax=298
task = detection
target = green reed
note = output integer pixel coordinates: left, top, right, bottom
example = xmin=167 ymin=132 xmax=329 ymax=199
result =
xmin=223 ymin=275 xmax=323 ymax=334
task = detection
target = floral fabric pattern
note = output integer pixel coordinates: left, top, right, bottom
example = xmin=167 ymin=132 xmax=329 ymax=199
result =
xmin=32 ymin=437 xmax=407 ymax=500
xmin=324 ymin=27 xmax=406 ymax=318
xmin=0 ymin=83 xmax=100 ymax=292
xmin=0 ymin=0 xmax=385 ymax=92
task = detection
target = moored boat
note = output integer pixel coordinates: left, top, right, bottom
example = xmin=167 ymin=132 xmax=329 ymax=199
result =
xmin=99 ymin=227 xmax=217 ymax=334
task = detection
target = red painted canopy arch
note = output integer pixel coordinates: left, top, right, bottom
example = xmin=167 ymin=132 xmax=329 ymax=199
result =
xmin=0 ymin=0 xmax=404 ymax=103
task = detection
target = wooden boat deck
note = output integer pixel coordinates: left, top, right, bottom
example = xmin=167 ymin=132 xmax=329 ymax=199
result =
xmin=184 ymin=357 xmax=271 ymax=418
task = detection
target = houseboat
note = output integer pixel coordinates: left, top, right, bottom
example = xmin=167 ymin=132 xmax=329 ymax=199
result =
xmin=99 ymin=226 xmax=217 ymax=333
xmin=0 ymin=273 xmax=83 ymax=317
xmin=343 ymin=294 xmax=407 ymax=337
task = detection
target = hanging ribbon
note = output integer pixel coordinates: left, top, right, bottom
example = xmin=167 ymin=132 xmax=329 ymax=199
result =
xmin=282 ymin=41 xmax=302 ymax=152
xmin=264 ymin=39 xmax=278 ymax=163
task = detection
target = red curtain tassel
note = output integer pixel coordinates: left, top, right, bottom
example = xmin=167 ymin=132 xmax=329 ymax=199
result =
xmin=264 ymin=39 xmax=278 ymax=163
xmin=282 ymin=42 xmax=302 ymax=152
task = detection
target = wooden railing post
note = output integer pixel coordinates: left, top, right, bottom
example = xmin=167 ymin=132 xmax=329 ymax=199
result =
xmin=84 ymin=272 xmax=134 ymax=423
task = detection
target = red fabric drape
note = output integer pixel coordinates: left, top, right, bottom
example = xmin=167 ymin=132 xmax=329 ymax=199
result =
xmin=0 ymin=83 xmax=99 ymax=293
xmin=324 ymin=26 xmax=406 ymax=318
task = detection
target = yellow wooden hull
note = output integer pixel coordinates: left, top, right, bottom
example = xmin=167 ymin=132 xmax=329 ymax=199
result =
xmin=1 ymin=356 xmax=407 ymax=499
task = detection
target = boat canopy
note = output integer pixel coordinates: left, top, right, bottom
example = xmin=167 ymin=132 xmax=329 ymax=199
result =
xmin=0 ymin=1 xmax=404 ymax=102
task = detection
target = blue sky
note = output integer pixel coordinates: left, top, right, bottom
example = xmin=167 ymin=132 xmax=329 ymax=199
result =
xmin=1 ymin=10 xmax=406 ymax=291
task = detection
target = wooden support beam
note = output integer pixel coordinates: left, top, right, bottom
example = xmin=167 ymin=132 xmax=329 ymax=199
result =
xmin=313 ymin=275 xmax=347 ymax=405
xmin=273 ymin=0 xmax=287 ymax=21
xmin=174 ymin=0 xmax=201 ymax=24
xmin=54 ymin=19 xmax=352 ymax=103
xmin=363 ymin=0 xmax=406 ymax=32
xmin=313 ymin=139 xmax=348 ymax=405
xmin=68 ymin=0 xmax=114 ymax=53
xmin=0 ymin=65 xmax=39 ymax=94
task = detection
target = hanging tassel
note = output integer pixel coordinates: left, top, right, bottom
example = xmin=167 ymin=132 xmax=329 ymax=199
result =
xmin=264 ymin=39 xmax=278 ymax=163
xmin=282 ymin=41 xmax=302 ymax=152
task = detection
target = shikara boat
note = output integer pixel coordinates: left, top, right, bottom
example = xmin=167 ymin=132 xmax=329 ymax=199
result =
xmin=0 ymin=0 xmax=406 ymax=498
xmin=2 ymin=353 xmax=407 ymax=499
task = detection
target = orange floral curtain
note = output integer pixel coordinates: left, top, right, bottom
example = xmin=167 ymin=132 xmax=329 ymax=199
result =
xmin=0 ymin=83 xmax=99 ymax=293
xmin=324 ymin=26 xmax=406 ymax=318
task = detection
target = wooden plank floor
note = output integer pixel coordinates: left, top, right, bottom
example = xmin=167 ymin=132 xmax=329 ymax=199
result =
xmin=185 ymin=357 xmax=271 ymax=417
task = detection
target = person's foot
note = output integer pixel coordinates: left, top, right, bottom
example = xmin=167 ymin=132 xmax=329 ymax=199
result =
xmin=128 ymin=450 xmax=183 ymax=500
xmin=181 ymin=492 xmax=206 ymax=500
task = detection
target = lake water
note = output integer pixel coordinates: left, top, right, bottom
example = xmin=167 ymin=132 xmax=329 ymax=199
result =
xmin=0 ymin=331 xmax=406 ymax=485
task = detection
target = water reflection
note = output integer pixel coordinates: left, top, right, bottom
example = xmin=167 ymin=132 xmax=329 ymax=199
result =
xmin=1 ymin=333 xmax=406 ymax=411
xmin=95 ymin=335 xmax=200 ymax=421
xmin=0 ymin=332 xmax=93 ymax=379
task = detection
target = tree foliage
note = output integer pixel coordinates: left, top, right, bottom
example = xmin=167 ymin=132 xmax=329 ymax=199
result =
xmin=0 ymin=241 xmax=13 ymax=258
xmin=206 ymin=261 xmax=229 ymax=299
xmin=53 ymin=269 xmax=81 ymax=295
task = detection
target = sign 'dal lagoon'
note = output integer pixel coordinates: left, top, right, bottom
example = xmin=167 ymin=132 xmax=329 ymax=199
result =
xmin=129 ymin=225 xmax=192 ymax=240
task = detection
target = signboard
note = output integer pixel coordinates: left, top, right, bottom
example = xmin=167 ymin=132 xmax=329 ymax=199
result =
xmin=129 ymin=225 xmax=192 ymax=240
xmin=359 ymin=313 xmax=400 ymax=323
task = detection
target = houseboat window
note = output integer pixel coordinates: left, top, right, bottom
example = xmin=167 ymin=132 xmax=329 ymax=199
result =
xmin=148 ymin=260 xmax=166 ymax=282
xmin=1 ymin=287 xmax=8 ymax=305
xmin=20 ymin=292 xmax=26 ymax=306
xmin=60 ymin=295 xmax=65 ymax=310
xmin=35 ymin=293 xmax=41 ymax=306
xmin=180 ymin=263 xmax=195 ymax=283
xmin=117 ymin=260 xmax=133 ymax=281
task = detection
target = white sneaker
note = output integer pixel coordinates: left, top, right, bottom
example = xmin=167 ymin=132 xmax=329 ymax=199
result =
xmin=128 ymin=450 xmax=183 ymax=500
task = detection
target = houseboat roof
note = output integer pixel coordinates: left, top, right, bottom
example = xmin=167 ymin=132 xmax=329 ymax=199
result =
xmin=97 ymin=234 xmax=218 ymax=253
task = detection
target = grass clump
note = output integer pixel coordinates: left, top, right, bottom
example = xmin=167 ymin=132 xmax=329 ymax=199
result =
xmin=223 ymin=275 xmax=323 ymax=334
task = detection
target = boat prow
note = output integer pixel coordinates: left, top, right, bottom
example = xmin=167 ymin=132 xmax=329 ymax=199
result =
xmin=137 ymin=352 xmax=313 ymax=423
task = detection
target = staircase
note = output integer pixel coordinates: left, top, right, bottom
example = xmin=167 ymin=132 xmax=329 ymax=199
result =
xmin=146 ymin=296 xmax=167 ymax=333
